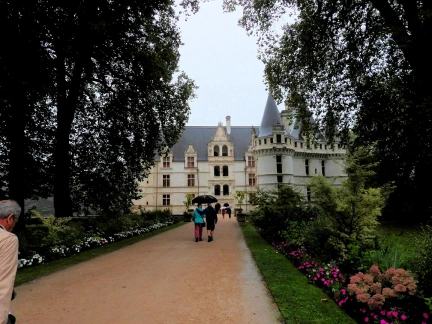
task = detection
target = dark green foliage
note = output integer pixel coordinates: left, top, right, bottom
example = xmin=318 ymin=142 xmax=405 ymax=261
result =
xmin=411 ymin=224 xmax=432 ymax=296
xmin=19 ymin=211 xmax=85 ymax=258
xmin=18 ymin=209 xmax=174 ymax=259
xmin=216 ymin=0 xmax=432 ymax=223
xmin=249 ymin=185 xmax=319 ymax=244
xmin=307 ymin=148 xmax=386 ymax=272
xmin=0 ymin=1 xmax=196 ymax=220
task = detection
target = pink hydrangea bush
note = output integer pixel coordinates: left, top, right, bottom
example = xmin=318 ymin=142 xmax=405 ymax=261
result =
xmin=347 ymin=266 xmax=417 ymax=309
xmin=343 ymin=265 xmax=430 ymax=323
xmin=272 ymin=243 xmax=431 ymax=323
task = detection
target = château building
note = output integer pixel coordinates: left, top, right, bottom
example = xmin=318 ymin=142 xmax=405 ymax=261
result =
xmin=133 ymin=95 xmax=346 ymax=215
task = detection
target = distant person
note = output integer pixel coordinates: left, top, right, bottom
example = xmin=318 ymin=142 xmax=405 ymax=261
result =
xmin=204 ymin=204 xmax=218 ymax=242
xmin=227 ymin=207 xmax=232 ymax=219
xmin=0 ymin=200 xmax=21 ymax=324
xmin=221 ymin=208 xmax=225 ymax=219
xmin=192 ymin=204 xmax=206 ymax=242
xmin=215 ymin=203 xmax=221 ymax=215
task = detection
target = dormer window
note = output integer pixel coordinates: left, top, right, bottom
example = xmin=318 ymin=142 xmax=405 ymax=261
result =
xmin=162 ymin=156 xmax=170 ymax=168
xmin=247 ymin=156 xmax=255 ymax=167
xmin=213 ymin=145 xmax=219 ymax=156
xmin=276 ymin=134 xmax=281 ymax=143
xmin=187 ymin=157 xmax=194 ymax=168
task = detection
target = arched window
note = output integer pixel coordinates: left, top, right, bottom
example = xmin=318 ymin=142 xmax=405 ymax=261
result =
xmin=222 ymin=165 xmax=228 ymax=176
xmin=213 ymin=145 xmax=219 ymax=156
xmin=223 ymin=185 xmax=229 ymax=195
xmin=214 ymin=185 xmax=221 ymax=196
xmin=222 ymin=145 xmax=228 ymax=156
xmin=214 ymin=166 xmax=220 ymax=176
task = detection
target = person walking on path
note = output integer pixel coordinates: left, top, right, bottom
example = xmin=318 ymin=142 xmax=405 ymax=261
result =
xmin=192 ymin=204 xmax=206 ymax=242
xmin=204 ymin=204 xmax=218 ymax=242
xmin=214 ymin=203 xmax=221 ymax=215
xmin=0 ymin=200 xmax=21 ymax=324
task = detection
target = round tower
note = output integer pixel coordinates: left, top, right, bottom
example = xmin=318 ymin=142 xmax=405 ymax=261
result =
xmin=254 ymin=94 xmax=294 ymax=190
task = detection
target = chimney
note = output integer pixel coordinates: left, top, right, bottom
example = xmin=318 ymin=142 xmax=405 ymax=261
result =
xmin=226 ymin=116 xmax=231 ymax=135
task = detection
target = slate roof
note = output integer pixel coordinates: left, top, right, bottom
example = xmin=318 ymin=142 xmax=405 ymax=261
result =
xmin=258 ymin=94 xmax=287 ymax=137
xmin=165 ymin=126 xmax=259 ymax=162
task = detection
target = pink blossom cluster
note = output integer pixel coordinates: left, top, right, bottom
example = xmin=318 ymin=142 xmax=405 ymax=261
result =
xmin=272 ymin=241 xmax=290 ymax=256
xmin=271 ymin=242 xmax=430 ymax=323
xmin=347 ymin=266 xmax=417 ymax=310
xmin=308 ymin=264 xmax=344 ymax=288
xmin=361 ymin=307 xmax=429 ymax=324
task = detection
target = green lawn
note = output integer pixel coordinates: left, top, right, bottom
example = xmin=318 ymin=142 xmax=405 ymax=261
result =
xmin=239 ymin=223 xmax=356 ymax=324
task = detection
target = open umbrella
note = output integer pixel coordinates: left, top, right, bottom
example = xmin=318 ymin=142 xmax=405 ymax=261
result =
xmin=192 ymin=194 xmax=218 ymax=204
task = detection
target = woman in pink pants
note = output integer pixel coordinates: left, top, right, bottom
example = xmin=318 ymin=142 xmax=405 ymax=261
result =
xmin=192 ymin=204 xmax=206 ymax=242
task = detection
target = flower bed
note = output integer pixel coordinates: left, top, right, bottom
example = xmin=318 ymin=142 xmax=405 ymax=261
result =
xmin=273 ymin=242 xmax=431 ymax=324
xmin=18 ymin=220 xmax=174 ymax=269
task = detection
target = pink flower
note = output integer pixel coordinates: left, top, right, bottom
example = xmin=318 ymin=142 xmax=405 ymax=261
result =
xmin=356 ymin=293 xmax=370 ymax=303
xmin=382 ymin=288 xmax=397 ymax=298
xmin=400 ymin=314 xmax=407 ymax=320
xmin=370 ymin=265 xmax=381 ymax=276
xmin=380 ymin=310 xmax=386 ymax=316
xmin=391 ymin=311 xmax=398 ymax=318
xmin=350 ymin=275 xmax=361 ymax=284
xmin=341 ymin=289 xmax=346 ymax=295
xmin=394 ymin=284 xmax=407 ymax=293
xmin=423 ymin=313 xmax=429 ymax=319
xmin=380 ymin=320 xmax=388 ymax=324
xmin=364 ymin=317 xmax=369 ymax=323
xmin=363 ymin=274 xmax=374 ymax=283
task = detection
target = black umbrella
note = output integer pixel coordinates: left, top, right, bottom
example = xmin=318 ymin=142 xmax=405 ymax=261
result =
xmin=192 ymin=194 xmax=218 ymax=204
xmin=223 ymin=203 xmax=229 ymax=207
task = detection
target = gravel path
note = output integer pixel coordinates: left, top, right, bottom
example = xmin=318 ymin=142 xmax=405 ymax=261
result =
xmin=11 ymin=217 xmax=282 ymax=324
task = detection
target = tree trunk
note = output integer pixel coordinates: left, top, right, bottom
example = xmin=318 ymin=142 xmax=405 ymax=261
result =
xmin=7 ymin=95 xmax=27 ymax=231
xmin=53 ymin=56 xmax=83 ymax=217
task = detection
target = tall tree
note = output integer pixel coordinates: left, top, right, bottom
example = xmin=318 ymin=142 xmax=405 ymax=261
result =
xmin=0 ymin=1 xmax=55 ymax=229
xmin=1 ymin=0 xmax=196 ymax=218
xmin=184 ymin=0 xmax=432 ymax=221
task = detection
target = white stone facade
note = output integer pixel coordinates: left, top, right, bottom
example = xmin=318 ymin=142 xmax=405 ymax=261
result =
xmin=133 ymin=96 xmax=346 ymax=215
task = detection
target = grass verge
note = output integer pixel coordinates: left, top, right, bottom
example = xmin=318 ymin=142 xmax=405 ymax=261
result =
xmin=239 ymin=222 xmax=356 ymax=324
xmin=15 ymin=222 xmax=185 ymax=287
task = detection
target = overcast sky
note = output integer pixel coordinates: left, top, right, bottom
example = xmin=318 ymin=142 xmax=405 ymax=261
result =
xmin=177 ymin=1 xmax=285 ymax=127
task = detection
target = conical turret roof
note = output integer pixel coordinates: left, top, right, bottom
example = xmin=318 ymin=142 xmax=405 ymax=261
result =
xmin=258 ymin=94 xmax=284 ymax=137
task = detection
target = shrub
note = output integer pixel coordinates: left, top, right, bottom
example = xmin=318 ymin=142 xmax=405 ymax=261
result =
xmin=23 ymin=211 xmax=84 ymax=253
xmin=249 ymin=185 xmax=317 ymax=244
xmin=360 ymin=236 xmax=411 ymax=273
xmin=308 ymin=172 xmax=384 ymax=272
xmin=343 ymin=265 xmax=429 ymax=323
xmin=411 ymin=224 xmax=432 ymax=296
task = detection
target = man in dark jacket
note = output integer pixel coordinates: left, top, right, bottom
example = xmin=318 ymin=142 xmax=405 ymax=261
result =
xmin=204 ymin=204 xmax=218 ymax=242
